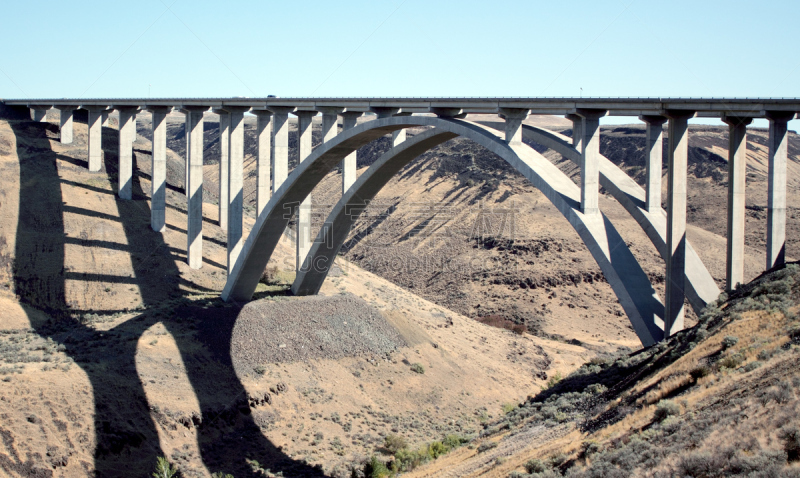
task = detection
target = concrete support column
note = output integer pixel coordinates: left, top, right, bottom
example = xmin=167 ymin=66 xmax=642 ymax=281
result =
xmin=225 ymin=106 xmax=249 ymax=274
xmin=115 ymin=106 xmax=138 ymax=200
xmin=765 ymin=111 xmax=794 ymax=270
xmin=84 ymin=107 xmax=106 ymax=172
xmin=664 ymin=110 xmax=695 ymax=338
xmin=340 ymin=111 xmax=362 ymax=194
xmin=212 ymin=109 xmax=230 ymax=231
xmin=722 ymin=114 xmax=753 ymax=291
xmin=102 ymin=111 xmax=110 ymax=127
xmin=184 ymin=106 xmax=208 ymax=270
xmin=499 ymin=108 xmax=529 ymax=145
xmin=30 ymin=108 xmax=49 ymax=122
xmin=147 ymin=106 xmax=171 ymax=232
xmin=253 ymin=109 xmax=273 ymax=216
xmin=640 ymin=115 xmax=668 ymax=213
xmin=565 ymin=113 xmax=583 ymax=151
xmin=270 ymin=107 xmax=293 ymax=193
xmin=296 ymin=110 xmax=316 ymax=273
xmin=319 ymin=107 xmax=343 ymax=144
xmin=55 ymin=106 xmax=74 ymax=144
xmin=576 ymin=109 xmax=607 ymax=215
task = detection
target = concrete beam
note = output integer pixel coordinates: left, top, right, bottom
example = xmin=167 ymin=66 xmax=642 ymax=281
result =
xmin=225 ymin=106 xmax=250 ymax=274
xmin=184 ymin=106 xmax=207 ymax=269
xmin=576 ymin=109 xmax=607 ymax=215
xmin=341 ymin=111 xmax=361 ymax=194
xmin=296 ymin=110 xmax=315 ymax=273
xmin=270 ymin=106 xmax=294 ymax=193
xmin=640 ymin=115 xmax=668 ymax=213
xmin=253 ymin=109 xmax=273 ymax=216
xmin=664 ymin=110 xmax=695 ymax=338
xmin=722 ymin=114 xmax=753 ymax=290
xmin=54 ymin=106 xmax=74 ymax=144
xmin=114 ymin=106 xmax=138 ymax=200
xmin=765 ymin=111 xmax=794 ymax=271
xmin=499 ymin=108 xmax=529 ymax=145
xmin=84 ymin=106 xmax=106 ymax=172
xmin=145 ymin=106 xmax=171 ymax=232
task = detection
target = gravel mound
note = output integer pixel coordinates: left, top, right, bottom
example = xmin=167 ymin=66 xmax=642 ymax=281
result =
xmin=231 ymin=293 xmax=408 ymax=375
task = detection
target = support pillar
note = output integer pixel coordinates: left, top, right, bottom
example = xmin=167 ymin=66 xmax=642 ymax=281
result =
xmin=270 ymin=107 xmax=293 ymax=193
xmin=184 ymin=106 xmax=208 ymax=270
xmin=212 ymin=109 xmax=230 ymax=231
xmin=576 ymin=109 xmax=607 ymax=215
xmin=664 ymin=110 xmax=695 ymax=338
xmin=765 ymin=111 xmax=794 ymax=271
xmin=319 ymin=107 xmax=342 ymax=144
xmin=147 ymin=106 xmax=171 ymax=232
xmin=102 ymin=111 xmax=110 ymax=127
xmin=295 ymin=110 xmax=315 ymax=273
xmin=30 ymin=108 xmax=49 ymax=122
xmin=499 ymin=108 xmax=529 ymax=145
xmin=226 ymin=106 xmax=249 ymax=274
xmin=55 ymin=106 xmax=74 ymax=144
xmin=341 ymin=111 xmax=362 ymax=194
xmin=565 ymin=113 xmax=583 ymax=151
xmin=253 ymin=109 xmax=273 ymax=216
xmin=640 ymin=115 xmax=668 ymax=213
xmin=85 ymin=107 xmax=106 ymax=172
xmin=722 ymin=114 xmax=753 ymax=291
xmin=115 ymin=106 xmax=138 ymax=200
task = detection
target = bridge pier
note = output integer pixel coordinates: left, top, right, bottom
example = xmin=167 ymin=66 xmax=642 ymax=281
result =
xmin=253 ymin=109 xmax=273 ymax=216
xmin=30 ymin=107 xmax=49 ymax=122
xmin=341 ymin=111 xmax=361 ymax=194
xmin=55 ymin=106 xmax=74 ymax=144
xmin=212 ymin=109 xmax=230 ymax=231
xmin=499 ymin=108 xmax=528 ymax=145
xmin=664 ymin=110 xmax=695 ymax=338
xmin=146 ymin=106 xmax=170 ymax=232
xmin=102 ymin=110 xmax=110 ymax=127
xmin=576 ymin=109 xmax=607 ymax=215
xmin=296 ymin=110 xmax=316 ymax=273
xmin=225 ymin=106 xmax=249 ymax=273
xmin=766 ymin=111 xmax=794 ymax=271
xmin=184 ymin=106 xmax=208 ymax=269
xmin=84 ymin=106 xmax=107 ymax=173
xmin=115 ymin=106 xmax=138 ymax=200
xmin=270 ymin=107 xmax=293 ymax=193
xmin=722 ymin=114 xmax=752 ymax=290
xmin=640 ymin=115 xmax=668 ymax=213
xmin=565 ymin=113 xmax=583 ymax=151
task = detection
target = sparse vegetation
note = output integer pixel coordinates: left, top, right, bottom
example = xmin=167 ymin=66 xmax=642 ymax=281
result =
xmin=410 ymin=363 xmax=425 ymax=374
xmin=152 ymin=457 xmax=178 ymax=478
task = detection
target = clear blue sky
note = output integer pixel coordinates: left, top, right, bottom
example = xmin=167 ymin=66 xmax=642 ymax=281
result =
xmin=1 ymin=0 xmax=798 ymax=126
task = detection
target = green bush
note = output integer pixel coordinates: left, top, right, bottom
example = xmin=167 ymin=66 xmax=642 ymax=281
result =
xmin=410 ymin=363 xmax=425 ymax=374
xmin=428 ymin=441 xmax=448 ymax=459
xmin=363 ymin=456 xmax=391 ymax=478
xmin=722 ymin=335 xmax=739 ymax=350
xmin=152 ymin=457 xmax=178 ymax=478
xmin=383 ymin=434 xmax=407 ymax=455
xmin=653 ymin=400 xmax=680 ymax=422
xmin=690 ymin=365 xmax=710 ymax=380
xmin=525 ymin=458 xmax=547 ymax=473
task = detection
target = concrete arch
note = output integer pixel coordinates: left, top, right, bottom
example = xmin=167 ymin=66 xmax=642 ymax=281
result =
xmin=514 ymin=124 xmax=719 ymax=314
xmin=222 ymin=115 xmax=666 ymax=345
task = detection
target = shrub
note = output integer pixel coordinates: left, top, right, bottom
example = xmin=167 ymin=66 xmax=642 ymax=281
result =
xmin=477 ymin=315 xmax=526 ymax=335
xmin=741 ymin=361 xmax=762 ymax=372
xmin=477 ymin=441 xmax=498 ymax=453
xmin=525 ymin=458 xmax=547 ymax=473
xmin=653 ymin=400 xmax=680 ymax=422
xmin=383 ymin=434 xmax=407 ymax=455
xmin=718 ymin=354 xmax=743 ymax=370
xmin=722 ymin=335 xmax=739 ymax=350
xmin=690 ymin=365 xmax=710 ymax=380
xmin=428 ymin=441 xmax=448 ymax=459
xmin=581 ymin=440 xmax=601 ymax=457
xmin=781 ymin=425 xmax=800 ymax=462
xmin=544 ymin=371 xmax=562 ymax=390
xmin=410 ymin=363 xmax=425 ymax=374
xmin=152 ymin=457 xmax=178 ymax=478
xmin=443 ymin=434 xmax=469 ymax=449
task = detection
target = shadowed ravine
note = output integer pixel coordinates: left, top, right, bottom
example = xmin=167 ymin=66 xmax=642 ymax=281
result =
xmin=9 ymin=119 xmax=326 ymax=477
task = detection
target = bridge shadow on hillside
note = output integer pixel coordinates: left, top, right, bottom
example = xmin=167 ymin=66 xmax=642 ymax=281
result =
xmin=9 ymin=119 xmax=327 ymax=477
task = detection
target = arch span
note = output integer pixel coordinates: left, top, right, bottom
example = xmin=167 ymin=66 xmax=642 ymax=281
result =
xmin=222 ymin=115 xmax=666 ymax=345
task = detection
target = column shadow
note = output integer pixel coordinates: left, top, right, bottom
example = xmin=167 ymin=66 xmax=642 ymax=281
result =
xmin=8 ymin=119 xmax=328 ymax=477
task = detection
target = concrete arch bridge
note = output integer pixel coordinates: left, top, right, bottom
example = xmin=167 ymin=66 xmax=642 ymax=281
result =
xmin=4 ymin=97 xmax=799 ymax=346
